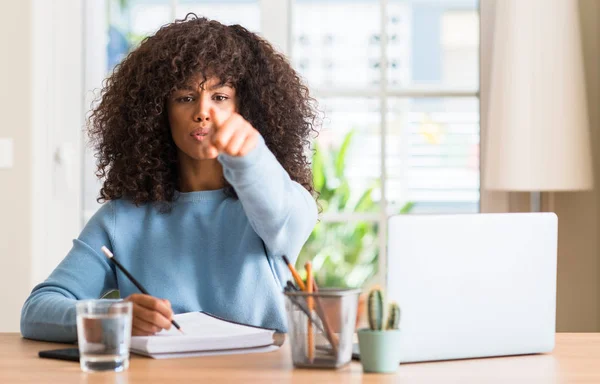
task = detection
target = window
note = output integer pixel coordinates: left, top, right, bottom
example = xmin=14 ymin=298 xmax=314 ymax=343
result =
xmin=292 ymin=0 xmax=480 ymax=288
xmin=83 ymin=0 xmax=480 ymax=288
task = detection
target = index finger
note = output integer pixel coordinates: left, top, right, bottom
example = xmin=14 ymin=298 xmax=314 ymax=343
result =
xmin=209 ymin=107 xmax=234 ymax=130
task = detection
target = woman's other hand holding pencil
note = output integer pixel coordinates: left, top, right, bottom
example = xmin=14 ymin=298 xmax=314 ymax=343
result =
xmin=125 ymin=294 xmax=174 ymax=336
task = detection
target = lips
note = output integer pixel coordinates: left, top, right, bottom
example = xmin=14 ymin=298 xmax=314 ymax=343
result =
xmin=190 ymin=127 xmax=209 ymax=136
xmin=190 ymin=128 xmax=210 ymax=142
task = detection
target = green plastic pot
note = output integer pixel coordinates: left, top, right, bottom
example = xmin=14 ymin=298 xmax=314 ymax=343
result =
xmin=357 ymin=329 xmax=402 ymax=373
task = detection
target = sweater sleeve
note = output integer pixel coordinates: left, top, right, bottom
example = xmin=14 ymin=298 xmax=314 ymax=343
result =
xmin=218 ymin=136 xmax=318 ymax=268
xmin=20 ymin=202 xmax=118 ymax=342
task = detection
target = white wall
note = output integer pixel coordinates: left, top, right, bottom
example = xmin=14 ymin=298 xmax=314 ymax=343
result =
xmin=0 ymin=0 xmax=33 ymax=332
xmin=552 ymin=0 xmax=600 ymax=332
xmin=31 ymin=0 xmax=83 ymax=288
xmin=0 ymin=0 xmax=83 ymax=332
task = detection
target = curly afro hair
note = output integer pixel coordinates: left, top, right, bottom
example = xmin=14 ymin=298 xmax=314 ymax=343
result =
xmin=88 ymin=14 xmax=319 ymax=207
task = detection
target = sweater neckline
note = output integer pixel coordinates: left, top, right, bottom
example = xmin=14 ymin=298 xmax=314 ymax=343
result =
xmin=174 ymin=188 xmax=227 ymax=203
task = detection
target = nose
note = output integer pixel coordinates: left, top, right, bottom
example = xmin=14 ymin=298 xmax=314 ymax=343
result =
xmin=193 ymin=98 xmax=211 ymax=123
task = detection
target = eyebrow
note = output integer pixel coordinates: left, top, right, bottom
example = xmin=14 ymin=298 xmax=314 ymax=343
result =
xmin=176 ymin=82 xmax=234 ymax=92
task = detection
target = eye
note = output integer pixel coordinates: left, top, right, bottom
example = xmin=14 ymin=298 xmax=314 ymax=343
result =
xmin=213 ymin=95 xmax=229 ymax=102
xmin=176 ymin=96 xmax=194 ymax=103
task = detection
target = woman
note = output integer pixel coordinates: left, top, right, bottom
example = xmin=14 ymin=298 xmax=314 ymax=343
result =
xmin=20 ymin=14 xmax=319 ymax=342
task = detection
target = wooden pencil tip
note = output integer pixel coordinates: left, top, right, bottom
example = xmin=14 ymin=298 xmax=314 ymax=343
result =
xmin=100 ymin=246 xmax=113 ymax=258
xmin=282 ymin=255 xmax=290 ymax=265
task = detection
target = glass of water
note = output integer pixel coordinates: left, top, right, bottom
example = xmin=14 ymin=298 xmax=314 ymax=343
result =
xmin=76 ymin=299 xmax=133 ymax=372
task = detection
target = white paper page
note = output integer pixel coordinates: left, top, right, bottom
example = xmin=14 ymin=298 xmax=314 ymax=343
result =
xmin=156 ymin=312 xmax=271 ymax=338
xmin=132 ymin=345 xmax=280 ymax=359
xmin=130 ymin=312 xmax=275 ymax=354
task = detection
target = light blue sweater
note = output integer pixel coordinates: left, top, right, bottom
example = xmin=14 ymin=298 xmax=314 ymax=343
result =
xmin=20 ymin=137 xmax=318 ymax=342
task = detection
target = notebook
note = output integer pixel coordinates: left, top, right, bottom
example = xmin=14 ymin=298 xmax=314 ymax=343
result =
xmin=129 ymin=312 xmax=278 ymax=359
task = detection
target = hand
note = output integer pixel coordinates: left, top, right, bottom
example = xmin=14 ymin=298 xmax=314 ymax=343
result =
xmin=209 ymin=108 xmax=260 ymax=157
xmin=124 ymin=294 xmax=173 ymax=336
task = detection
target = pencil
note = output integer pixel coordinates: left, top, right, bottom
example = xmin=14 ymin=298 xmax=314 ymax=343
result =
xmin=100 ymin=246 xmax=184 ymax=334
xmin=305 ymin=261 xmax=314 ymax=363
xmin=282 ymin=255 xmax=306 ymax=291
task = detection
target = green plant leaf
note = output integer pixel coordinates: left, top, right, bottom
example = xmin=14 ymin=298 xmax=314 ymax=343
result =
xmin=353 ymin=187 xmax=375 ymax=212
xmin=312 ymin=141 xmax=326 ymax=193
xmin=100 ymin=289 xmax=121 ymax=299
xmin=347 ymin=264 xmax=375 ymax=289
xmin=399 ymin=201 xmax=415 ymax=214
xmin=335 ymin=181 xmax=351 ymax=211
xmin=335 ymin=130 xmax=355 ymax=178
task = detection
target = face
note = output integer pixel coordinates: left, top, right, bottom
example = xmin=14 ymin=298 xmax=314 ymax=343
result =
xmin=167 ymin=75 xmax=237 ymax=160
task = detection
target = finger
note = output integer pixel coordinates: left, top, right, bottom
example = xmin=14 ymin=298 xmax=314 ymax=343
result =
xmin=204 ymin=145 xmax=219 ymax=159
xmin=128 ymin=294 xmax=173 ymax=320
xmin=224 ymin=130 xmax=248 ymax=156
xmin=132 ymin=315 xmax=162 ymax=334
xmin=162 ymin=299 xmax=171 ymax=309
xmin=133 ymin=301 xmax=172 ymax=329
xmin=209 ymin=107 xmax=233 ymax=130
xmin=212 ymin=116 xmax=239 ymax=151
xmin=209 ymin=107 xmax=222 ymax=127
xmin=132 ymin=302 xmax=172 ymax=330
xmin=237 ymin=133 xmax=259 ymax=157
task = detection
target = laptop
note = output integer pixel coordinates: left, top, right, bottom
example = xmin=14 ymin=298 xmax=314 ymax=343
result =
xmin=379 ymin=212 xmax=558 ymax=363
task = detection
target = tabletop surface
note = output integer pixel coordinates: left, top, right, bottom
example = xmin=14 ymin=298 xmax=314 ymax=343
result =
xmin=1 ymin=333 xmax=599 ymax=383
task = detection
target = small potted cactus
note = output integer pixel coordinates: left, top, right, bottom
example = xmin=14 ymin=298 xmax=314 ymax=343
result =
xmin=357 ymin=286 xmax=402 ymax=373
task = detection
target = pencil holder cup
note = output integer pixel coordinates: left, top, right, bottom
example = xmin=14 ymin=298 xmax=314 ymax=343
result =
xmin=284 ymin=289 xmax=361 ymax=369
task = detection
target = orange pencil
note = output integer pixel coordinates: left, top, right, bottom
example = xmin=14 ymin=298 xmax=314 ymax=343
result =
xmin=282 ymin=255 xmax=306 ymax=291
xmin=305 ymin=261 xmax=314 ymax=363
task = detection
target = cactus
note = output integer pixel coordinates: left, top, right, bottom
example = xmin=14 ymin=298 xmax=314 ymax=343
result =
xmin=366 ymin=286 xmax=402 ymax=331
xmin=386 ymin=302 xmax=401 ymax=330
xmin=367 ymin=287 xmax=384 ymax=331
